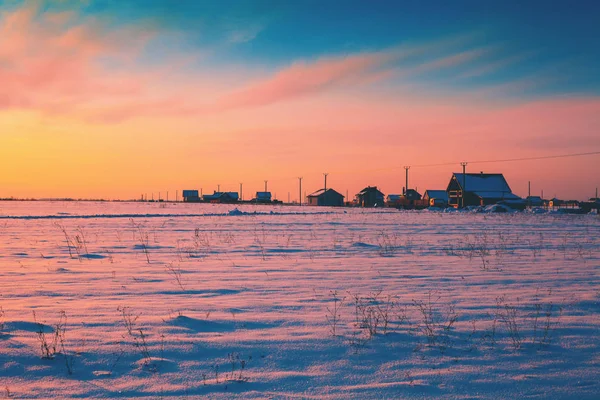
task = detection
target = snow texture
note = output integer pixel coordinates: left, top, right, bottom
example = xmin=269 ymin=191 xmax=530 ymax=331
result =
xmin=0 ymin=201 xmax=599 ymax=399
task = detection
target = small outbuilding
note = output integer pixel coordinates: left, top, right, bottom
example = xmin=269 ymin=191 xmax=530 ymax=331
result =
xmin=307 ymin=188 xmax=345 ymax=207
xmin=356 ymin=186 xmax=385 ymax=207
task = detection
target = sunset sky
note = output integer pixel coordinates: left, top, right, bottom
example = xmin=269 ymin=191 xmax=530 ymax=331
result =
xmin=1 ymin=0 xmax=599 ymax=200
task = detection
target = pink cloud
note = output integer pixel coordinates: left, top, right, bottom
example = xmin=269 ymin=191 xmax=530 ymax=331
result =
xmin=211 ymin=51 xmax=399 ymax=111
xmin=0 ymin=3 xmax=157 ymax=114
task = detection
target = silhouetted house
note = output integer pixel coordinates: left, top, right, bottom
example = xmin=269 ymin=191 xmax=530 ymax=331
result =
xmin=203 ymin=192 xmax=239 ymax=203
xmin=447 ymin=173 xmax=521 ymax=207
xmin=548 ymin=198 xmax=562 ymax=208
xmin=182 ymin=190 xmax=200 ymax=202
xmin=356 ymin=186 xmax=384 ymax=207
xmin=386 ymin=194 xmax=401 ymax=206
xmin=394 ymin=189 xmax=427 ymax=209
xmin=526 ymin=196 xmax=543 ymax=207
xmin=403 ymin=189 xmax=422 ymax=201
xmin=307 ymin=188 xmax=344 ymax=207
xmin=423 ymin=190 xmax=448 ymax=207
xmin=254 ymin=192 xmax=272 ymax=203
xmin=423 ymin=190 xmax=448 ymax=202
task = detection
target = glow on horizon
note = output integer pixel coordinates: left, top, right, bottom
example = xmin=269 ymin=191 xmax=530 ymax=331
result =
xmin=0 ymin=1 xmax=599 ymax=200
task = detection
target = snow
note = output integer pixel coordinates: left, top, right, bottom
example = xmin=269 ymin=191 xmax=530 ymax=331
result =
xmin=0 ymin=201 xmax=599 ymax=399
xmin=453 ymin=173 xmax=512 ymax=193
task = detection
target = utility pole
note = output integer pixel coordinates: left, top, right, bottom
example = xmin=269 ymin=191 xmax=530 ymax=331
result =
xmin=288 ymin=192 xmax=290 ymax=203
xmin=176 ymin=190 xmax=179 ymax=202
xmin=217 ymin=184 xmax=220 ymax=193
xmin=298 ymin=177 xmax=303 ymax=206
xmin=403 ymin=166 xmax=410 ymax=194
xmin=324 ymin=173 xmax=328 ymax=191
xmin=167 ymin=191 xmax=169 ymax=202
xmin=460 ymin=162 xmax=468 ymax=208
xmin=240 ymin=183 xmax=243 ymax=201
xmin=264 ymin=180 xmax=268 ymax=193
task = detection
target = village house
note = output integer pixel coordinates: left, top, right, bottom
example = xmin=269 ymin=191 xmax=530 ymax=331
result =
xmin=203 ymin=192 xmax=239 ymax=203
xmin=526 ymin=196 xmax=544 ymax=207
xmin=447 ymin=172 xmax=521 ymax=208
xmin=356 ymin=186 xmax=384 ymax=207
xmin=182 ymin=190 xmax=200 ymax=202
xmin=423 ymin=190 xmax=448 ymax=207
xmin=386 ymin=194 xmax=401 ymax=207
xmin=254 ymin=192 xmax=272 ymax=203
xmin=307 ymin=188 xmax=344 ymax=206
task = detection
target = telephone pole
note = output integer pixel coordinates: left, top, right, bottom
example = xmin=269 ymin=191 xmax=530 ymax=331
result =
xmin=264 ymin=180 xmax=268 ymax=192
xmin=240 ymin=183 xmax=243 ymax=201
xmin=403 ymin=166 xmax=410 ymax=194
xmin=323 ymin=173 xmax=328 ymax=191
xmin=298 ymin=177 xmax=303 ymax=206
xmin=460 ymin=162 xmax=468 ymax=208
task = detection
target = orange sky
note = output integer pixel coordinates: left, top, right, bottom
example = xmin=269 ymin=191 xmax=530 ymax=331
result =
xmin=1 ymin=2 xmax=599 ymax=200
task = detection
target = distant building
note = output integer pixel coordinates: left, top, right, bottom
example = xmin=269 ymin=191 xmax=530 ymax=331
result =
xmin=254 ymin=192 xmax=272 ymax=203
xmin=447 ymin=173 xmax=521 ymax=208
xmin=403 ymin=189 xmax=422 ymax=201
xmin=386 ymin=194 xmax=402 ymax=206
xmin=526 ymin=196 xmax=544 ymax=207
xmin=356 ymin=186 xmax=384 ymax=207
xmin=423 ymin=190 xmax=448 ymax=203
xmin=182 ymin=190 xmax=200 ymax=202
xmin=423 ymin=190 xmax=448 ymax=207
xmin=307 ymin=188 xmax=344 ymax=206
xmin=203 ymin=192 xmax=239 ymax=203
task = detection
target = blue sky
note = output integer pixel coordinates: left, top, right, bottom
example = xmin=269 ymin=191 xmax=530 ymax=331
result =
xmin=58 ymin=0 xmax=599 ymax=97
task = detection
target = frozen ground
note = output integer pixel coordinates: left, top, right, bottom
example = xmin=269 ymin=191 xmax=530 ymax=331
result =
xmin=0 ymin=201 xmax=599 ymax=399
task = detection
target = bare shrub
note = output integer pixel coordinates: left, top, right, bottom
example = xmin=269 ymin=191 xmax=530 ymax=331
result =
xmin=496 ymin=295 xmax=522 ymax=349
xmin=165 ymin=263 xmax=186 ymax=291
xmin=325 ymin=290 xmax=345 ymax=337
xmin=117 ymin=306 xmax=153 ymax=369
xmin=226 ymin=352 xmax=251 ymax=382
xmin=348 ymin=290 xmax=396 ymax=339
xmin=130 ymin=219 xmax=150 ymax=263
xmin=412 ymin=292 xmax=458 ymax=351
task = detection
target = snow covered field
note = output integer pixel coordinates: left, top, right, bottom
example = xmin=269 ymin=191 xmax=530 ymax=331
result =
xmin=0 ymin=201 xmax=599 ymax=399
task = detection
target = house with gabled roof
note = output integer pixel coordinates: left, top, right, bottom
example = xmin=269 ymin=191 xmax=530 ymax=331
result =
xmin=423 ymin=189 xmax=449 ymax=207
xmin=307 ymin=188 xmax=344 ymax=207
xmin=447 ymin=172 xmax=521 ymax=208
xmin=356 ymin=186 xmax=384 ymax=207
xmin=423 ymin=190 xmax=448 ymax=203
